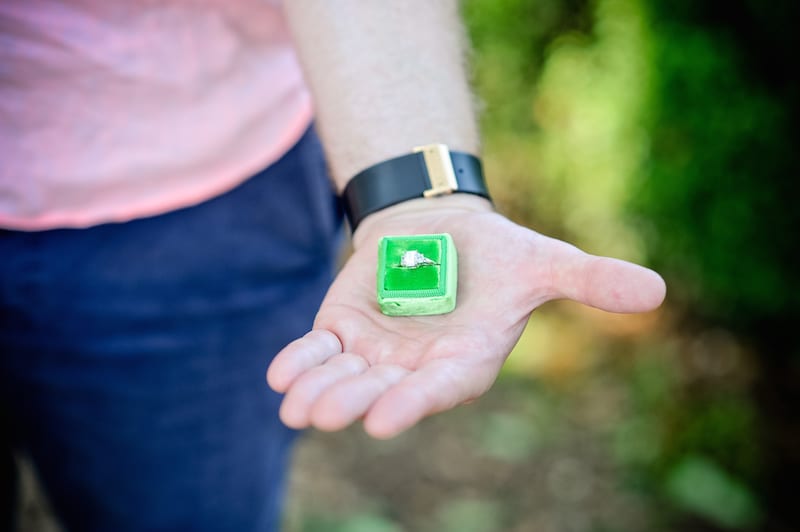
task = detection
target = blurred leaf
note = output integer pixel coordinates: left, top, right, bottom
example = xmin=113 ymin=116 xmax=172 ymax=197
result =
xmin=664 ymin=455 xmax=762 ymax=529
xmin=299 ymin=511 xmax=402 ymax=532
xmin=434 ymin=498 xmax=504 ymax=532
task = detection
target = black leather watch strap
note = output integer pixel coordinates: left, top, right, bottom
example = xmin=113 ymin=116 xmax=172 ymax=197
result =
xmin=342 ymin=144 xmax=491 ymax=231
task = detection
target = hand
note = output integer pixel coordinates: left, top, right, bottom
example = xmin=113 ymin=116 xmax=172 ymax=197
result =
xmin=266 ymin=195 xmax=666 ymax=439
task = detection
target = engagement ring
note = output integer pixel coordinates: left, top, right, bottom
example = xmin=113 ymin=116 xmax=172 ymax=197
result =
xmin=399 ymin=250 xmax=437 ymax=269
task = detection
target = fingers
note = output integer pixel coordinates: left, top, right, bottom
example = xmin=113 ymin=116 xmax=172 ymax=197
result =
xmin=548 ymin=241 xmax=667 ymax=313
xmin=279 ymin=353 xmax=369 ymax=429
xmin=309 ymin=364 xmax=411 ymax=431
xmin=363 ymin=358 xmax=498 ymax=439
xmin=278 ymin=355 xmax=497 ymax=437
xmin=266 ymin=329 xmax=342 ymax=392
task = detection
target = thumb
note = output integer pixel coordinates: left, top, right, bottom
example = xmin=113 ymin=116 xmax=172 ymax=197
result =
xmin=548 ymin=241 xmax=666 ymax=313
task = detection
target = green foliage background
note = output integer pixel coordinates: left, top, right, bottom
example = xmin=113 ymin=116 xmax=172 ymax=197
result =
xmin=632 ymin=0 xmax=799 ymax=333
xmin=466 ymin=0 xmax=799 ymax=330
xmin=463 ymin=0 xmax=798 ymax=529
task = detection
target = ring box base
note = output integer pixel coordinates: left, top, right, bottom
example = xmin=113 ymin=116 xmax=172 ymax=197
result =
xmin=377 ymin=233 xmax=457 ymax=316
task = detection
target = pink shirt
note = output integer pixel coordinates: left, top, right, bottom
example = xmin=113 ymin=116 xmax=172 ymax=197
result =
xmin=0 ymin=0 xmax=313 ymax=230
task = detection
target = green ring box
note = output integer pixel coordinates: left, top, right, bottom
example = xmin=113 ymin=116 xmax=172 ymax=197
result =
xmin=377 ymin=233 xmax=458 ymax=316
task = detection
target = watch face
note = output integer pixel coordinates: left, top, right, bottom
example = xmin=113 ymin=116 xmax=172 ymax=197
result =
xmin=377 ymin=233 xmax=457 ymax=316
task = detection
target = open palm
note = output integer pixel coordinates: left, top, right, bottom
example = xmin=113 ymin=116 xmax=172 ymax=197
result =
xmin=267 ymin=199 xmax=665 ymax=439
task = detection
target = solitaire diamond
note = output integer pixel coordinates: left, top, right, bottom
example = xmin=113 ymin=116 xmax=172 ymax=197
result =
xmin=400 ymin=250 xmax=435 ymax=268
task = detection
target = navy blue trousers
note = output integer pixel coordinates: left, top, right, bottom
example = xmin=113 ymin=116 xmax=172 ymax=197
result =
xmin=0 ymin=127 xmax=341 ymax=531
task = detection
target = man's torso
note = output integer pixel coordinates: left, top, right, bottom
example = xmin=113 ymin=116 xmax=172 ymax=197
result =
xmin=0 ymin=0 xmax=312 ymax=229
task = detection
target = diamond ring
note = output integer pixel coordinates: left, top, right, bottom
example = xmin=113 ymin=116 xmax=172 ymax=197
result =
xmin=399 ymin=250 xmax=437 ymax=269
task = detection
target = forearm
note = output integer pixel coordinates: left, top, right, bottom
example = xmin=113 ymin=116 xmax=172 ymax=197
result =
xmin=284 ymin=0 xmax=479 ymax=191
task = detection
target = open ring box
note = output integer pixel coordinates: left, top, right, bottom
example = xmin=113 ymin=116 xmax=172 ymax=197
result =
xmin=377 ymin=233 xmax=458 ymax=316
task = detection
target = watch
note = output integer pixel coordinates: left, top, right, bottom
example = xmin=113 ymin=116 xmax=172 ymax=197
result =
xmin=342 ymin=143 xmax=491 ymax=231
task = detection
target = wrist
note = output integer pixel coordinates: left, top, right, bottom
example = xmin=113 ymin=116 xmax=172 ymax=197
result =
xmin=352 ymin=194 xmax=493 ymax=249
xmin=342 ymin=143 xmax=492 ymax=240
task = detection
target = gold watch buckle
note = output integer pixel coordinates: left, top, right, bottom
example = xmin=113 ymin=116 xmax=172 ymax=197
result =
xmin=414 ymin=144 xmax=459 ymax=198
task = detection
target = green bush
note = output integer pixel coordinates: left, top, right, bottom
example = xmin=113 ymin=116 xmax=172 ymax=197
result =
xmin=630 ymin=1 xmax=800 ymax=337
